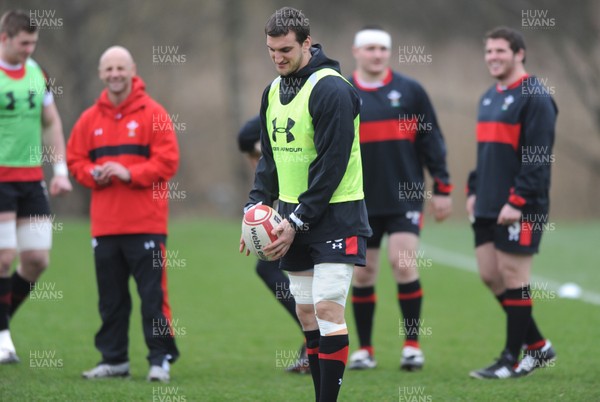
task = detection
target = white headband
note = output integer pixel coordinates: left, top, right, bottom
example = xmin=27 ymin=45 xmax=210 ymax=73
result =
xmin=354 ymin=29 xmax=392 ymax=49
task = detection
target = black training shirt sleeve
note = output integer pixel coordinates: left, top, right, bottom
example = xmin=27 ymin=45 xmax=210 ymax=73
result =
xmin=413 ymin=83 xmax=453 ymax=195
xmin=467 ymin=170 xmax=477 ymax=196
xmin=512 ymin=95 xmax=557 ymax=206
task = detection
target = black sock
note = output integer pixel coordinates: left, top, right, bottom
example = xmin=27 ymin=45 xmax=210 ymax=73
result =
xmin=351 ymin=286 xmax=375 ymax=354
xmin=319 ymin=334 xmax=349 ymax=402
xmin=503 ymin=286 xmax=532 ymax=359
xmin=304 ymin=330 xmax=321 ymax=401
xmin=256 ymin=260 xmax=301 ymax=329
xmin=9 ymin=272 xmax=33 ymax=317
xmin=496 ymin=293 xmax=544 ymax=349
xmin=0 ymin=277 xmax=11 ymax=331
xmin=397 ymin=280 xmax=423 ymax=345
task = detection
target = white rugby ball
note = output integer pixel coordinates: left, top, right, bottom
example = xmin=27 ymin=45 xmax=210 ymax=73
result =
xmin=242 ymin=205 xmax=282 ymax=261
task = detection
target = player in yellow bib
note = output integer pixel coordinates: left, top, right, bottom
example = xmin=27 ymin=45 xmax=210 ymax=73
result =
xmin=0 ymin=10 xmax=71 ymax=364
xmin=240 ymin=8 xmax=371 ymax=402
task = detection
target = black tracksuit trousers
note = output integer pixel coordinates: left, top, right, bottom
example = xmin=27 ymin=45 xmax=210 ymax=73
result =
xmin=92 ymin=234 xmax=179 ymax=366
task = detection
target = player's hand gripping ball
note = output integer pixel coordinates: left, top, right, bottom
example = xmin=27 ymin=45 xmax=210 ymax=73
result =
xmin=242 ymin=205 xmax=282 ymax=261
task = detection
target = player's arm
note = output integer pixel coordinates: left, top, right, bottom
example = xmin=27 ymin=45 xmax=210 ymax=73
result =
xmin=510 ymin=95 xmax=557 ymax=209
xmin=290 ymin=76 xmax=358 ymax=228
xmin=413 ymin=84 xmax=452 ymax=221
xmin=122 ymin=105 xmax=180 ymax=187
xmin=42 ymin=100 xmax=72 ymax=196
xmin=466 ymin=170 xmax=477 ymax=221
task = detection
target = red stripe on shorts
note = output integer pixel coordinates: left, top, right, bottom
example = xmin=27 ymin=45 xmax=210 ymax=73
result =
xmin=519 ymin=221 xmax=533 ymax=246
xmin=345 ymin=236 xmax=358 ymax=255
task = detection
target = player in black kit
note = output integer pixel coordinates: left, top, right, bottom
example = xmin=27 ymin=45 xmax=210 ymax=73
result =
xmin=467 ymin=26 xmax=557 ymax=379
xmin=346 ymin=27 xmax=452 ymax=371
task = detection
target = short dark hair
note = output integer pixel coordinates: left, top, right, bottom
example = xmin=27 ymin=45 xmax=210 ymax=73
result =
xmin=359 ymin=24 xmax=386 ymax=32
xmin=485 ymin=26 xmax=526 ymax=63
xmin=0 ymin=10 xmax=37 ymax=37
xmin=265 ymin=7 xmax=310 ymax=44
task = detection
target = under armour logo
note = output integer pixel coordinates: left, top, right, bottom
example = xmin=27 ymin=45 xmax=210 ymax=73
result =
xmin=406 ymin=211 xmax=421 ymax=226
xmin=144 ymin=240 xmax=156 ymax=250
xmin=272 ymin=118 xmax=295 ymax=143
xmin=508 ymin=222 xmax=521 ymax=241
xmin=326 ymin=239 xmax=343 ymax=250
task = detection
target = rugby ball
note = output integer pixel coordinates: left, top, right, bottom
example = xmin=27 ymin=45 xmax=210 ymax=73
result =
xmin=242 ymin=205 xmax=282 ymax=261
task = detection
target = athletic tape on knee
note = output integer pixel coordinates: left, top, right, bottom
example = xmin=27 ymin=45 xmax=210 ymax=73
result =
xmin=0 ymin=221 xmax=17 ymax=249
xmin=288 ymin=274 xmax=314 ymax=305
xmin=17 ymin=221 xmax=52 ymax=251
xmin=313 ymin=263 xmax=353 ymax=307
xmin=316 ymin=318 xmax=347 ymax=336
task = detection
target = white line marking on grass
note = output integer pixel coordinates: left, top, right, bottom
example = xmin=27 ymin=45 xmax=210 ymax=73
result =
xmin=421 ymin=243 xmax=600 ymax=307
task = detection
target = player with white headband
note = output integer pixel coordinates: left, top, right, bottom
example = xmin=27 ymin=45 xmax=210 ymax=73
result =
xmin=353 ymin=29 xmax=392 ymax=49
xmin=347 ymin=26 xmax=453 ymax=371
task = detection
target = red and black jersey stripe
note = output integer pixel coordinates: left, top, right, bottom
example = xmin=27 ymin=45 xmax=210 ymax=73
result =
xmin=348 ymin=69 xmax=452 ymax=217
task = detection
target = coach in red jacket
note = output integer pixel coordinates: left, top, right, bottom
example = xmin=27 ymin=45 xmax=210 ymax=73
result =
xmin=67 ymin=46 xmax=180 ymax=382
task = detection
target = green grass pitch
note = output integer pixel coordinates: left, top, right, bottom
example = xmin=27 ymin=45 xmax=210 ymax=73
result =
xmin=0 ymin=218 xmax=599 ymax=401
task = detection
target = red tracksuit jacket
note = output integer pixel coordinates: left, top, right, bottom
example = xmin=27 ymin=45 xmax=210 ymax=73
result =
xmin=67 ymin=76 xmax=179 ymax=237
